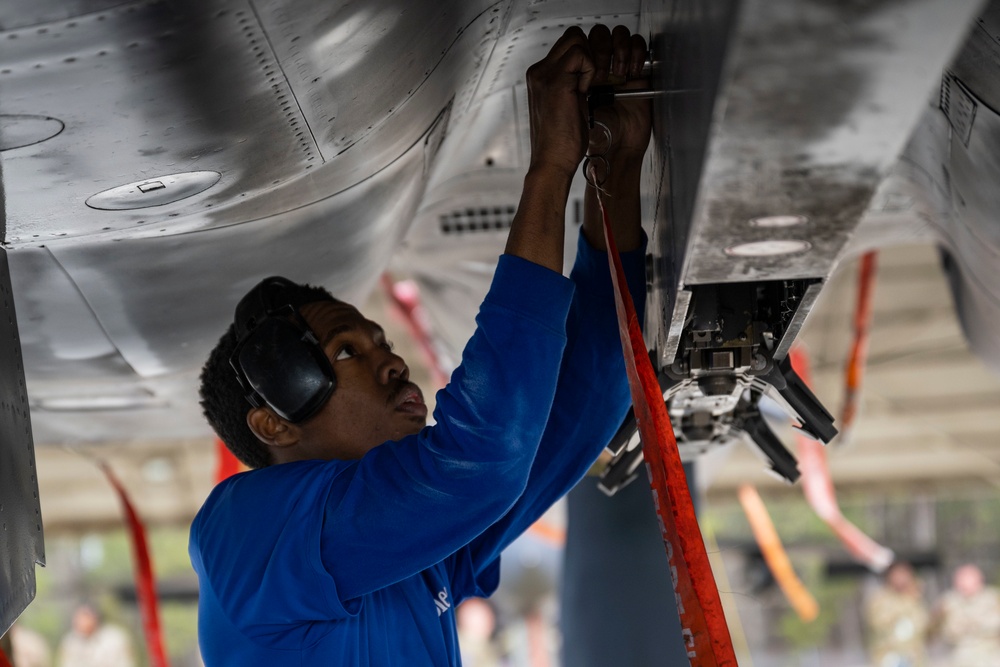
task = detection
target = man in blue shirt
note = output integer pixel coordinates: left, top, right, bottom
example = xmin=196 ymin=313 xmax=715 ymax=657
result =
xmin=191 ymin=24 xmax=651 ymax=665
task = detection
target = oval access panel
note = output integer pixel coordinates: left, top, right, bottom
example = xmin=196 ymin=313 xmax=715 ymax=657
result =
xmin=86 ymin=171 xmax=222 ymax=210
xmin=724 ymin=240 xmax=812 ymax=257
xmin=0 ymin=115 xmax=65 ymax=151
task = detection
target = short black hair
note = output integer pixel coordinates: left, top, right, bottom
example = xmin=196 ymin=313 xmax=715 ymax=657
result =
xmin=200 ymin=279 xmax=340 ymax=469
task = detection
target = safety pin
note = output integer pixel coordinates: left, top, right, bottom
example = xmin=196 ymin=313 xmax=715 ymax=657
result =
xmin=586 ymin=85 xmax=701 ymax=127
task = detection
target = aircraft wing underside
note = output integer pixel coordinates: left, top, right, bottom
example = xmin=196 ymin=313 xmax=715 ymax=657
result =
xmin=1 ymin=0 xmax=999 ymax=475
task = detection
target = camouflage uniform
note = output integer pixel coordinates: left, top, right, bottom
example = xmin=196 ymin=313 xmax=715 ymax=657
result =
xmin=939 ymin=586 xmax=1000 ymax=667
xmin=865 ymin=586 xmax=930 ymax=667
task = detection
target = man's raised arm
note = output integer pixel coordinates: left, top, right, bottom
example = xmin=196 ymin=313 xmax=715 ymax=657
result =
xmin=504 ymin=27 xmax=596 ymax=273
xmin=313 ymin=28 xmax=609 ymax=600
xmin=461 ymin=24 xmax=654 ymax=575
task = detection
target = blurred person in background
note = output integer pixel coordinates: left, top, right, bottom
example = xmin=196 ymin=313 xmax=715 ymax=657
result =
xmin=936 ymin=563 xmax=1000 ymax=667
xmin=8 ymin=623 xmax=52 ymax=667
xmin=865 ymin=560 xmax=930 ymax=667
xmin=497 ymin=597 xmax=558 ymax=667
xmin=56 ymin=603 xmax=134 ymax=667
xmin=457 ymin=598 xmax=502 ymax=667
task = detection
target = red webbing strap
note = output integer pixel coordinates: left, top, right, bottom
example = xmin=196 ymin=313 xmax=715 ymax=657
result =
xmin=0 ymin=646 xmax=12 ymax=667
xmin=841 ymin=251 xmax=878 ymax=436
xmin=380 ymin=274 xmax=450 ymax=389
xmin=99 ymin=463 xmax=170 ymax=667
xmin=790 ymin=347 xmax=893 ymax=573
xmin=215 ymin=437 xmax=245 ymax=485
xmin=597 ymin=196 xmax=737 ymax=666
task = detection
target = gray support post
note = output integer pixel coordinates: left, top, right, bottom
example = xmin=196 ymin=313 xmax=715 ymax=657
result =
xmin=560 ymin=464 xmax=697 ymax=666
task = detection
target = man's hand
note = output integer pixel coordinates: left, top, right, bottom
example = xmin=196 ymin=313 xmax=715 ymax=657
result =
xmin=581 ymin=26 xmax=652 ymax=253
xmin=507 ymin=24 xmax=651 ymax=271
xmin=524 ymin=25 xmax=651 ymax=178
xmin=524 ymin=27 xmax=597 ymax=180
xmin=586 ymin=25 xmax=652 ymax=165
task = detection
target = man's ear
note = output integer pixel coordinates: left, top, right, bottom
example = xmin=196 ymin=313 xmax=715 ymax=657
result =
xmin=246 ymin=407 xmax=300 ymax=448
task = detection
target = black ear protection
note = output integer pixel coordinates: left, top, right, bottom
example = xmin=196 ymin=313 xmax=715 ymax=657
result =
xmin=229 ymin=276 xmax=336 ymax=423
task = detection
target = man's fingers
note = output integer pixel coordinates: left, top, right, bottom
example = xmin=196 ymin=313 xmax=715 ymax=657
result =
xmin=540 ymin=25 xmax=643 ymax=87
xmin=629 ymin=34 xmax=648 ymax=79
xmin=558 ymin=43 xmax=596 ymax=93
xmin=527 ymin=26 xmax=596 ymax=97
xmin=546 ymin=26 xmax=589 ymax=63
xmin=588 ymin=24 xmax=613 ymax=85
xmin=611 ymin=25 xmax=631 ymax=80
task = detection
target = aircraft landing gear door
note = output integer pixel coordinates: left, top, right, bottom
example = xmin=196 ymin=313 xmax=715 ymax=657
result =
xmin=0 ymin=245 xmax=44 ymax=634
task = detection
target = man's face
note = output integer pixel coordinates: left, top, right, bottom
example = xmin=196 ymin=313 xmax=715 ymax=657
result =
xmin=954 ymin=564 xmax=985 ymax=597
xmin=72 ymin=606 xmax=99 ymax=637
xmin=290 ymin=300 xmax=427 ymax=460
xmin=887 ymin=563 xmax=915 ymax=593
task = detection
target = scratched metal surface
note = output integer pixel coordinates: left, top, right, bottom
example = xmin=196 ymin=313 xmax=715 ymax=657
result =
xmin=640 ymin=0 xmax=738 ymax=364
xmin=646 ymin=0 xmax=987 ymax=362
xmin=681 ymin=0 xmax=984 ymax=284
xmin=911 ymin=2 xmax=1000 ymax=375
xmin=0 ymin=0 xmax=497 ymax=441
xmin=826 ymin=1 xmax=1000 ymax=377
xmin=0 ymin=248 xmax=44 ymax=635
xmin=0 ymin=0 xmax=650 ymax=443
xmin=2 ymin=0 xmax=1000 ymax=446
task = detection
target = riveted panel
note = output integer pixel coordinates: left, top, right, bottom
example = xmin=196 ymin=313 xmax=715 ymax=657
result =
xmin=0 ymin=248 xmax=44 ymax=635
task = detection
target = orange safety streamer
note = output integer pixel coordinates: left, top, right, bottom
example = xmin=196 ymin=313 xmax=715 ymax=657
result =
xmin=737 ymin=484 xmax=819 ymax=622
xmin=215 ymin=437 xmax=246 ymax=485
xmin=99 ymin=463 xmax=170 ymax=667
xmin=790 ymin=347 xmax=893 ymax=573
xmin=527 ymin=518 xmax=566 ymax=547
xmin=597 ymin=195 xmax=737 ymax=665
xmin=840 ymin=252 xmax=877 ymax=438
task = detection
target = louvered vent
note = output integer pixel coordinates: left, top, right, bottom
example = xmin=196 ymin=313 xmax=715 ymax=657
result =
xmin=440 ymin=206 xmax=516 ymax=235
xmin=940 ymin=73 xmax=977 ymax=147
xmin=438 ymin=198 xmax=583 ymax=235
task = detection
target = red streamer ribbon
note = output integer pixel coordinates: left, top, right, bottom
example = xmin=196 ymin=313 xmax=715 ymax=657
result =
xmin=99 ymin=463 xmax=170 ymax=667
xmin=841 ymin=251 xmax=878 ymax=437
xmin=597 ymin=192 xmax=737 ymax=665
xmin=215 ymin=437 xmax=245 ymax=485
xmin=790 ymin=346 xmax=894 ymax=572
xmin=381 ymin=275 xmax=450 ymax=389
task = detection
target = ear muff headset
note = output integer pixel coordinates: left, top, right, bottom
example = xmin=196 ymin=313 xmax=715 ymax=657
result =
xmin=229 ymin=276 xmax=336 ymax=423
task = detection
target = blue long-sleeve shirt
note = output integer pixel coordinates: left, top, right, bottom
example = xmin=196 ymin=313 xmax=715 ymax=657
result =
xmin=189 ymin=231 xmax=647 ymax=665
